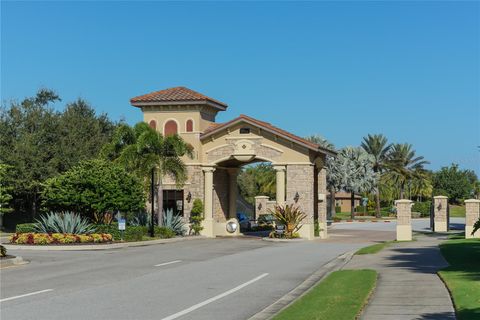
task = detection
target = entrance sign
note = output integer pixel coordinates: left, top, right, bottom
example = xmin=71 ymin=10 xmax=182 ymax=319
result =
xmin=118 ymin=219 xmax=126 ymax=231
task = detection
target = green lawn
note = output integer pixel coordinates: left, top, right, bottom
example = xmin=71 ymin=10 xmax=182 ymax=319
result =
xmin=438 ymin=239 xmax=480 ymax=320
xmin=334 ymin=212 xmax=391 ymax=221
xmin=273 ymin=270 xmax=377 ymax=320
xmin=355 ymin=242 xmax=391 ymax=255
xmin=450 ymin=205 xmax=466 ymax=217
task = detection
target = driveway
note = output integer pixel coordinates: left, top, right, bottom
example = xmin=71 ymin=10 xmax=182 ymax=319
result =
xmin=1 ymin=218 xmax=464 ymax=320
xmin=2 ymin=236 xmax=367 ymax=320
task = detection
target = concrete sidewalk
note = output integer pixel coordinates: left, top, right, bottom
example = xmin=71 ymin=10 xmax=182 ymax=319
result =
xmin=344 ymin=234 xmax=456 ymax=320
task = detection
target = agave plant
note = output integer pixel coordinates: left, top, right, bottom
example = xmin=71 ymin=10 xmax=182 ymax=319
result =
xmin=130 ymin=211 xmax=152 ymax=227
xmin=162 ymin=208 xmax=186 ymax=236
xmin=34 ymin=212 xmax=96 ymax=234
xmin=269 ymin=204 xmax=307 ymax=238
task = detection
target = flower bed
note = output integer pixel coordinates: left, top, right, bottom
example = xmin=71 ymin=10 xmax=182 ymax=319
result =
xmin=9 ymin=233 xmax=113 ymax=245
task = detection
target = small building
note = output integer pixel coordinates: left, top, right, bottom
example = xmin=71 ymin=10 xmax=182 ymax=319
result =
xmin=130 ymin=87 xmax=336 ymax=239
xmin=327 ymin=192 xmax=362 ymax=213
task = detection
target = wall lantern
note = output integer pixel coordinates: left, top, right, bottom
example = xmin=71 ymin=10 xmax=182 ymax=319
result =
xmin=437 ymin=203 xmax=442 ymax=211
xmin=186 ymin=192 xmax=192 ymax=203
xmin=258 ymin=203 xmax=262 ymax=211
xmin=294 ymin=192 xmax=300 ymax=203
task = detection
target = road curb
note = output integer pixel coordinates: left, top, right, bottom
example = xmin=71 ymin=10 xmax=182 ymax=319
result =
xmin=0 ymin=256 xmax=29 ymax=268
xmin=2 ymin=236 xmax=207 ymax=251
xmin=248 ymin=249 xmax=356 ymax=320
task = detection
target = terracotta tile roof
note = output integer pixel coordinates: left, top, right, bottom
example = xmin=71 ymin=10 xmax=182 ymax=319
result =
xmin=201 ymin=114 xmax=336 ymax=155
xmin=130 ymin=87 xmax=228 ymax=109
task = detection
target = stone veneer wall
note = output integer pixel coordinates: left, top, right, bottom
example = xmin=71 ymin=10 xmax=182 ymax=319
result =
xmin=213 ymin=168 xmax=229 ymax=222
xmin=183 ymin=165 xmax=204 ymax=220
xmin=317 ymin=168 xmax=327 ymax=224
xmin=286 ymin=164 xmax=315 ymax=223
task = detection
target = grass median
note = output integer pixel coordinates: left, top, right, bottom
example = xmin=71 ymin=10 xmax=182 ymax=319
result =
xmin=438 ymin=238 xmax=480 ymax=320
xmin=273 ymin=269 xmax=377 ymax=320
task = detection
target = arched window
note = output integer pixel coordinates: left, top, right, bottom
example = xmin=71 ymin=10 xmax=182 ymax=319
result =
xmin=149 ymin=120 xmax=157 ymax=130
xmin=164 ymin=120 xmax=178 ymax=136
xmin=186 ymin=119 xmax=193 ymax=132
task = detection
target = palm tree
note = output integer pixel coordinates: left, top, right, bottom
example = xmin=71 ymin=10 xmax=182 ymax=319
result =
xmin=305 ymin=135 xmax=337 ymax=219
xmin=386 ymin=143 xmax=429 ymax=199
xmin=102 ymin=122 xmax=193 ymax=234
xmin=330 ymin=147 xmax=377 ymax=219
xmin=361 ymin=134 xmax=392 ymax=218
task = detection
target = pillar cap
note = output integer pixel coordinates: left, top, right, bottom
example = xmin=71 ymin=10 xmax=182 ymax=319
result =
xmin=395 ymin=199 xmax=413 ymax=203
xmin=433 ymin=196 xmax=448 ymax=199
xmin=465 ymin=199 xmax=480 ymax=203
xmin=255 ymin=196 xmax=270 ymax=199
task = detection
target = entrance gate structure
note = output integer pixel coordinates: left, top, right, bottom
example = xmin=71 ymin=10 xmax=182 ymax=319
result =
xmin=130 ymin=87 xmax=336 ymax=240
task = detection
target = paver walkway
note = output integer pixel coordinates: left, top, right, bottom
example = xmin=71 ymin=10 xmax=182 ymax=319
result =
xmin=344 ymin=234 xmax=456 ymax=320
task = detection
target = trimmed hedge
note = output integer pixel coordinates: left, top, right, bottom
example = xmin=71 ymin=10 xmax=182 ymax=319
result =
xmin=16 ymin=223 xmax=37 ymax=233
xmin=94 ymin=223 xmax=175 ymax=241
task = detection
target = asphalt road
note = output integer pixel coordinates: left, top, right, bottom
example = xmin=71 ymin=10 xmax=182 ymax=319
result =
xmin=0 ymin=218 xmax=464 ymax=320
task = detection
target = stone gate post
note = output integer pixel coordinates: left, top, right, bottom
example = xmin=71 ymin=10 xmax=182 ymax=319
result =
xmin=396 ymin=199 xmax=413 ymax=241
xmin=433 ymin=196 xmax=448 ymax=232
xmin=255 ymin=196 xmax=269 ymax=218
xmin=465 ymin=199 xmax=480 ymax=239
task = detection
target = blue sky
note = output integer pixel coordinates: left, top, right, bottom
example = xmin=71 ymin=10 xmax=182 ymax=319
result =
xmin=2 ymin=1 xmax=479 ymax=174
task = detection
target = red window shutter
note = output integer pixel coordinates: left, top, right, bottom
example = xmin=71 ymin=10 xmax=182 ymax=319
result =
xmin=164 ymin=120 xmax=178 ymax=136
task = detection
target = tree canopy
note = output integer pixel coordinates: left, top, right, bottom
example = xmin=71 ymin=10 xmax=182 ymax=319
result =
xmin=0 ymin=89 xmax=117 ymax=220
xmin=433 ymin=164 xmax=478 ymax=203
xmin=42 ymin=159 xmax=145 ymax=219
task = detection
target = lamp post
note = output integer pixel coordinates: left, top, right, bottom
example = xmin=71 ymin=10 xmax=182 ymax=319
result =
xmin=150 ymin=168 xmax=155 ymax=237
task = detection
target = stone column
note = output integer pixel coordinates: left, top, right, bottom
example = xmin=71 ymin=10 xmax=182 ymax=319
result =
xmin=465 ymin=199 xmax=480 ymax=239
xmin=317 ymin=167 xmax=328 ymax=239
xmin=255 ymin=196 xmax=269 ymax=218
xmin=227 ymin=168 xmax=238 ymax=219
xmin=433 ymin=196 xmax=448 ymax=232
xmin=274 ymin=165 xmax=286 ymax=205
xmin=201 ymin=166 xmax=215 ymax=238
xmin=287 ymin=164 xmax=315 ymax=240
xmin=396 ymin=199 xmax=413 ymax=241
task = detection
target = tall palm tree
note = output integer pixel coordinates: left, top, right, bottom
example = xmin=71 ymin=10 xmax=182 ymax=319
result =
xmin=102 ymin=122 xmax=193 ymax=234
xmin=361 ymin=134 xmax=392 ymax=218
xmin=386 ymin=143 xmax=429 ymax=199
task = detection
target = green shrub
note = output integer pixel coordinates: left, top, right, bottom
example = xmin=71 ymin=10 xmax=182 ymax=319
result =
xmin=94 ymin=223 xmax=175 ymax=241
xmin=0 ymin=244 xmax=6 ymax=257
xmin=16 ymin=223 xmax=37 ymax=233
xmin=412 ymin=201 xmax=431 ymax=217
xmin=154 ymin=226 xmax=175 ymax=239
xmin=189 ymin=199 xmax=204 ymax=235
xmin=335 ymin=206 xmax=341 ymax=213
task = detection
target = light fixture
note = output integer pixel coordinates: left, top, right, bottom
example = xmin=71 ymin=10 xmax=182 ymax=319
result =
xmin=186 ymin=192 xmax=192 ymax=203
xmin=258 ymin=203 xmax=262 ymax=211
xmin=294 ymin=192 xmax=300 ymax=203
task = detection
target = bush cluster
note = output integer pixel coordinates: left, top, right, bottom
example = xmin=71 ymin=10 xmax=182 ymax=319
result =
xmin=412 ymin=201 xmax=431 ymax=217
xmin=15 ymin=223 xmax=37 ymax=233
xmin=9 ymin=233 xmax=112 ymax=245
xmin=0 ymin=245 xmax=6 ymax=257
xmin=94 ymin=223 xmax=175 ymax=241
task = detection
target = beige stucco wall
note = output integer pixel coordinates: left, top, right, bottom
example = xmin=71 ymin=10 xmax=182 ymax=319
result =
xmin=201 ymin=122 xmax=313 ymax=165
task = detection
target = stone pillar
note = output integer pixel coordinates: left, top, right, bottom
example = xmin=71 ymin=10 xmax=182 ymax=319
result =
xmin=227 ymin=168 xmax=238 ymax=219
xmin=287 ymin=164 xmax=315 ymax=240
xmin=274 ymin=165 xmax=286 ymax=205
xmin=255 ymin=196 xmax=269 ymax=218
xmin=433 ymin=196 xmax=448 ymax=232
xmin=317 ymin=167 xmax=328 ymax=239
xmin=465 ymin=199 xmax=480 ymax=239
xmin=201 ymin=166 xmax=215 ymax=238
xmin=396 ymin=199 xmax=413 ymax=241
